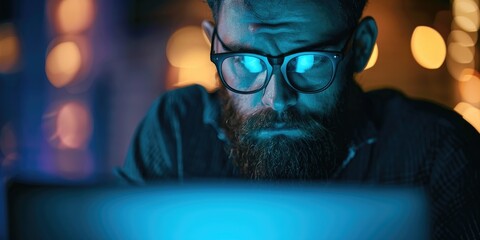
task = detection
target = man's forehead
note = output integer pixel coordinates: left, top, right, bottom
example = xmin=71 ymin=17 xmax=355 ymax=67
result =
xmin=213 ymin=0 xmax=350 ymax=56
xmin=216 ymin=0 xmax=348 ymax=47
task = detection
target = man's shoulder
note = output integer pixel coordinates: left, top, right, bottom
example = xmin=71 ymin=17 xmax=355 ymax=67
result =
xmin=151 ymin=84 xmax=219 ymax=118
xmin=365 ymin=89 xmax=480 ymax=155
xmin=364 ymin=88 xmax=480 ymax=169
xmin=158 ymin=84 xmax=213 ymax=107
xmin=366 ymin=88 xmax=471 ymax=132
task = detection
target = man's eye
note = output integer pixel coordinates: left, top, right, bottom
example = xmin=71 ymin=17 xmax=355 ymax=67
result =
xmin=295 ymin=55 xmax=315 ymax=73
xmin=241 ymin=56 xmax=263 ymax=73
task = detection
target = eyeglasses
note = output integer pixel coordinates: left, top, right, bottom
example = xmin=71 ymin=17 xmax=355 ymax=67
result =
xmin=210 ymin=28 xmax=352 ymax=94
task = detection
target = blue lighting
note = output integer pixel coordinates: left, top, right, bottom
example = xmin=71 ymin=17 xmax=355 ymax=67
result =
xmin=295 ymin=55 xmax=314 ymax=73
xmin=242 ymin=56 xmax=263 ymax=73
xmin=7 ymin=183 xmax=430 ymax=239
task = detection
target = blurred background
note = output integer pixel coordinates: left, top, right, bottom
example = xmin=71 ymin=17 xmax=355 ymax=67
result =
xmin=0 ymin=0 xmax=479 ymax=181
xmin=0 ymin=0 xmax=479 ymax=237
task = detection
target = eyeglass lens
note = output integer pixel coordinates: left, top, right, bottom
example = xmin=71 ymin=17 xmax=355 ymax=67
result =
xmin=220 ymin=54 xmax=334 ymax=93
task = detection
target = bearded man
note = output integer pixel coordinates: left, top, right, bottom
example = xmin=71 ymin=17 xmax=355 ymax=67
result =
xmin=118 ymin=0 xmax=480 ymax=239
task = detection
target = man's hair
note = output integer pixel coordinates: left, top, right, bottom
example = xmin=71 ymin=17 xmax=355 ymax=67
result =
xmin=205 ymin=0 xmax=368 ymax=29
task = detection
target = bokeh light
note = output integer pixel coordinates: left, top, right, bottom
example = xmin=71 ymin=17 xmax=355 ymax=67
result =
xmin=166 ymin=26 xmax=211 ymax=68
xmin=453 ymin=0 xmax=480 ymax=32
xmin=364 ymin=43 xmax=378 ymax=70
xmin=447 ymin=57 xmax=476 ymax=81
xmin=459 ymin=74 xmax=480 ymax=103
xmin=45 ymin=41 xmax=83 ymax=88
xmin=56 ymin=0 xmax=95 ymax=34
xmin=449 ymin=30 xmax=477 ymax=46
xmin=0 ymin=23 xmax=20 ymax=73
xmin=54 ymin=102 xmax=93 ymax=149
xmin=0 ymin=122 xmax=18 ymax=167
xmin=458 ymin=68 xmax=477 ymax=82
xmin=448 ymin=42 xmax=475 ymax=63
xmin=167 ymin=26 xmax=217 ymax=91
xmin=176 ymin=65 xmax=218 ymax=90
xmin=411 ymin=26 xmax=446 ymax=69
xmin=454 ymin=102 xmax=480 ymax=132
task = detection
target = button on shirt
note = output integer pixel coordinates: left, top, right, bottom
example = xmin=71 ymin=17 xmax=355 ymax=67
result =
xmin=118 ymin=85 xmax=480 ymax=240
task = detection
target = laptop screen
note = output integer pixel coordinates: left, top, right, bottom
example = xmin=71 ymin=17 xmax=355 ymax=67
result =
xmin=7 ymin=181 xmax=430 ymax=240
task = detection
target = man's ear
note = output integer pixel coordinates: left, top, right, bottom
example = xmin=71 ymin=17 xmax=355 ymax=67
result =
xmin=352 ymin=16 xmax=378 ymax=72
xmin=202 ymin=20 xmax=215 ymax=45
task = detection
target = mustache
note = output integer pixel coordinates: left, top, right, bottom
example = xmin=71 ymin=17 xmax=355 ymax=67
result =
xmin=239 ymin=108 xmax=329 ymax=136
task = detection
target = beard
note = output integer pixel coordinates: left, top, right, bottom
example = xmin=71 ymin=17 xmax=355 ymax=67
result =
xmin=219 ymin=82 xmax=352 ymax=181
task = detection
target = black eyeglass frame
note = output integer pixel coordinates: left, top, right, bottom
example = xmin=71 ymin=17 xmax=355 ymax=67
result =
xmin=209 ymin=28 xmax=352 ymax=94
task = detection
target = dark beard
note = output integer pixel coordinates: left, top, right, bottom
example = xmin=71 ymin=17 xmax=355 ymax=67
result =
xmin=220 ymin=86 xmax=351 ymax=181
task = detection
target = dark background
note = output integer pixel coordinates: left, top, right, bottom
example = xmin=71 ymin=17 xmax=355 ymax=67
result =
xmin=0 ymin=0 xmax=479 ymax=237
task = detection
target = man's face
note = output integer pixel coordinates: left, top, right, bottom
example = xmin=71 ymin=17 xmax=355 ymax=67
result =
xmin=214 ymin=0 xmax=356 ymax=179
xmin=216 ymin=0 xmax=351 ymax=120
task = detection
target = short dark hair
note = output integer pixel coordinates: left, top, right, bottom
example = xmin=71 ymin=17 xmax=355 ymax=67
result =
xmin=205 ymin=0 xmax=368 ymax=30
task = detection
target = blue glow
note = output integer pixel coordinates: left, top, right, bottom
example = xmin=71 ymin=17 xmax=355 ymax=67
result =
xmin=8 ymin=183 xmax=430 ymax=240
xmin=242 ymin=56 xmax=263 ymax=73
xmin=295 ymin=55 xmax=314 ymax=73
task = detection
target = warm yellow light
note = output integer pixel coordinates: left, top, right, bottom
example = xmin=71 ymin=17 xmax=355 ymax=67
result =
xmin=167 ymin=26 xmax=218 ymax=91
xmin=454 ymin=16 xmax=479 ymax=32
xmin=176 ymin=64 xmax=218 ymax=91
xmin=167 ymin=26 xmax=211 ymax=68
xmin=0 ymin=23 xmax=20 ymax=73
xmin=454 ymin=102 xmax=480 ymax=132
xmin=458 ymin=68 xmax=477 ymax=82
xmin=56 ymin=0 xmax=95 ymax=33
xmin=447 ymin=54 xmax=476 ymax=80
xmin=55 ymin=102 xmax=93 ymax=149
xmin=411 ymin=26 xmax=447 ymax=69
xmin=453 ymin=0 xmax=480 ymax=32
xmin=448 ymin=42 xmax=475 ymax=64
xmin=364 ymin=43 xmax=378 ymax=70
xmin=46 ymin=41 xmax=82 ymax=88
xmin=449 ymin=30 xmax=477 ymax=47
xmin=459 ymin=74 xmax=480 ymax=103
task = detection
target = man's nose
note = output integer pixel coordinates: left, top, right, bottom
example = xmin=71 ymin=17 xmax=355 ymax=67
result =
xmin=261 ymin=70 xmax=298 ymax=112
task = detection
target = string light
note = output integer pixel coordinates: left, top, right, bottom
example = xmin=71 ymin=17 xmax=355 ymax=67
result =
xmin=448 ymin=0 xmax=479 ymax=82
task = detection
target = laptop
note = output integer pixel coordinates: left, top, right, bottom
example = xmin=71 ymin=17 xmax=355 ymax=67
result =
xmin=7 ymin=181 xmax=430 ymax=240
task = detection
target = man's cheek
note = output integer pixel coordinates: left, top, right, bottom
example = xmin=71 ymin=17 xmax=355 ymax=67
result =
xmin=232 ymin=94 xmax=263 ymax=115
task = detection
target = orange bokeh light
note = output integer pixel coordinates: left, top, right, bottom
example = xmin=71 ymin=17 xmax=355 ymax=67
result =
xmin=55 ymin=102 xmax=93 ymax=149
xmin=46 ymin=41 xmax=83 ymax=88
xmin=167 ymin=26 xmax=218 ymax=91
xmin=459 ymin=74 xmax=480 ymax=103
xmin=56 ymin=0 xmax=96 ymax=34
xmin=364 ymin=43 xmax=379 ymax=70
xmin=411 ymin=26 xmax=447 ymax=69
xmin=166 ymin=26 xmax=211 ymax=68
xmin=454 ymin=102 xmax=480 ymax=132
xmin=0 ymin=23 xmax=20 ymax=73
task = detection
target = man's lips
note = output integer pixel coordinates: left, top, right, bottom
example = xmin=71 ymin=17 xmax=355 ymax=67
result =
xmin=254 ymin=127 xmax=305 ymax=139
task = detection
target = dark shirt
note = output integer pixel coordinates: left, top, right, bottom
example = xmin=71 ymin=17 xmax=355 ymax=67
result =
xmin=119 ymin=85 xmax=480 ymax=239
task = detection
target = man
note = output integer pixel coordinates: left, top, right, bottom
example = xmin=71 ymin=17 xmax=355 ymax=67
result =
xmin=118 ymin=0 xmax=480 ymax=238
